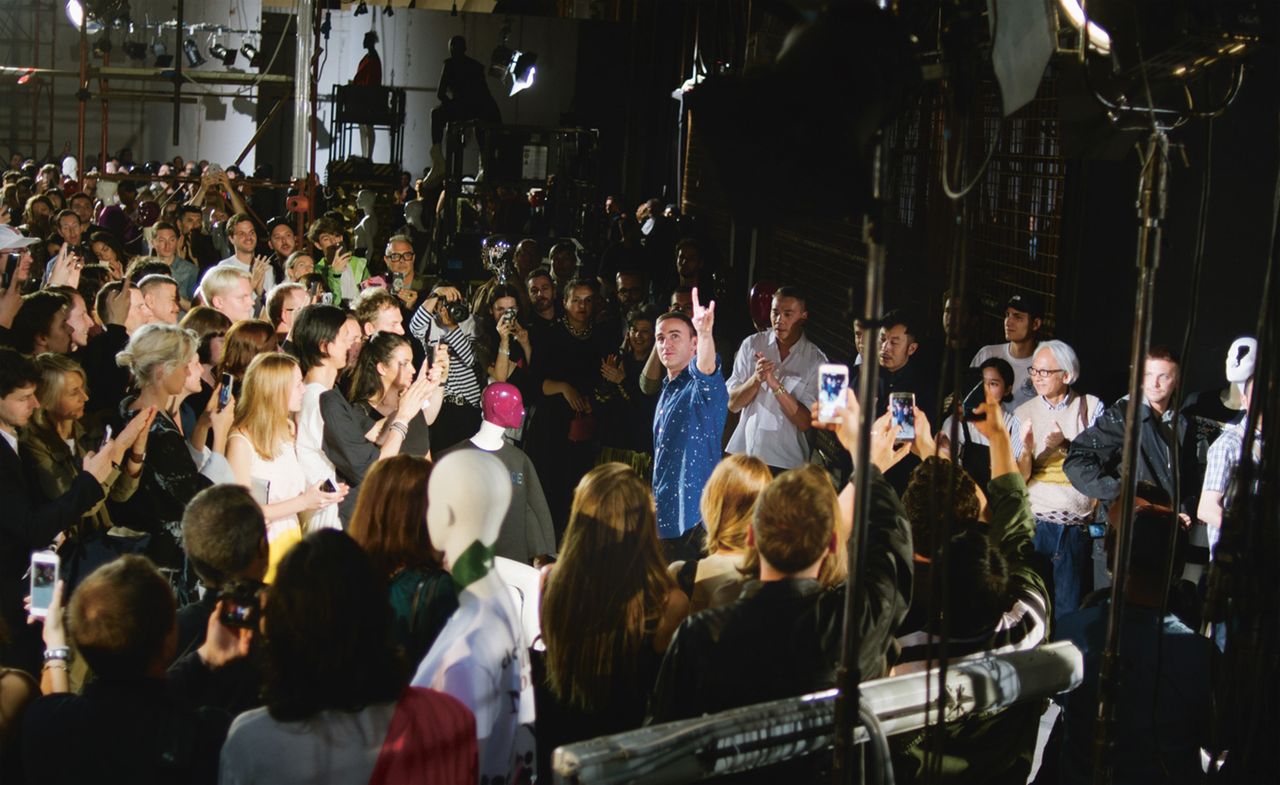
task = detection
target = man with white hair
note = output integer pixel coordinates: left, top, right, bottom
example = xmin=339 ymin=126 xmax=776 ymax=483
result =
xmin=1013 ymin=339 xmax=1104 ymax=619
xmin=199 ymin=266 xmax=255 ymax=323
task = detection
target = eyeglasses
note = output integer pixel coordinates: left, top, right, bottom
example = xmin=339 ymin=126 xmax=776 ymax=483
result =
xmin=385 ymin=252 xmax=415 ymax=262
xmin=1028 ymin=367 xmax=1065 ymax=379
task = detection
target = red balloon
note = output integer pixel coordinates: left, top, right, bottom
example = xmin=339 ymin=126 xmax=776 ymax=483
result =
xmin=749 ymin=280 xmax=779 ymax=330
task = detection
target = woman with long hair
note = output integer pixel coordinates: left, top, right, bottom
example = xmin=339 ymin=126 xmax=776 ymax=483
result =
xmin=669 ymin=454 xmax=773 ymax=612
xmin=343 ymin=332 xmax=443 ymax=459
xmin=474 ymin=283 xmax=533 ymax=387
xmin=115 ymin=323 xmax=234 ymax=573
xmin=348 ymin=455 xmax=457 ymax=664
xmin=293 ymin=305 xmax=431 ymax=529
xmin=214 ymin=318 xmax=278 ymax=396
xmin=21 ymin=353 xmax=155 ymax=586
xmin=227 ymin=352 xmax=346 ymax=582
xmin=219 ymin=530 xmax=477 ymax=784
xmin=88 ymin=231 xmax=131 ymax=281
xmin=537 ymin=463 xmax=689 ymax=772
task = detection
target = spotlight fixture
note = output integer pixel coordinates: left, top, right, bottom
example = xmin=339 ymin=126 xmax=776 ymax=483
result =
xmin=122 ymin=40 xmax=147 ymax=60
xmin=240 ymin=42 xmax=262 ymax=69
xmin=64 ymin=1 xmax=103 ymax=34
xmin=508 ymin=51 xmax=537 ymax=95
xmin=488 ymin=44 xmax=514 ymax=80
xmin=320 ymin=11 xmax=332 ymax=39
xmin=209 ymin=41 xmax=237 ymax=66
xmin=383 ymin=1 xmax=393 ymax=17
xmin=183 ymin=37 xmax=206 ymax=67
xmin=153 ymin=40 xmax=173 ymax=68
xmin=354 ymin=1 xmax=368 ymax=16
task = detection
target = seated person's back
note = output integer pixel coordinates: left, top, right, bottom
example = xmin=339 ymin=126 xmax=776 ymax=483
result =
xmin=22 ymin=556 xmax=226 ymax=785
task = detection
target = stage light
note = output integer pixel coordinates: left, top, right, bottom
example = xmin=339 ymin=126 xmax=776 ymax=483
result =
xmin=241 ymin=42 xmax=263 ymax=69
xmin=122 ymin=41 xmax=147 ymax=60
xmin=508 ymin=51 xmax=537 ymax=96
xmin=64 ymin=1 xmax=103 ymax=34
xmin=383 ymin=1 xmax=393 ymax=17
xmin=489 ymin=44 xmax=514 ymax=80
xmin=354 ymin=1 xmax=368 ymax=16
xmin=1056 ymin=0 xmax=1112 ymax=55
xmin=210 ymin=42 xmax=237 ymax=67
xmin=183 ymin=37 xmax=206 ymax=67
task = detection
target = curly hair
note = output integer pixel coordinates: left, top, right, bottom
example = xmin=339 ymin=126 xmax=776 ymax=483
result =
xmin=902 ymin=456 xmax=982 ymax=557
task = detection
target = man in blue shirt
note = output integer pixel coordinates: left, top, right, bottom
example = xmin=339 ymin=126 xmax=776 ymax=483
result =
xmin=651 ymin=287 xmax=728 ymax=561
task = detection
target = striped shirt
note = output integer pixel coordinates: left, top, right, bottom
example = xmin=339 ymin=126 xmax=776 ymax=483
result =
xmin=408 ymin=307 xmax=482 ymax=406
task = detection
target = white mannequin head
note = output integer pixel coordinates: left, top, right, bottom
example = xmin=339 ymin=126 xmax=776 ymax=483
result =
xmin=427 ymin=451 xmax=511 ymax=585
xmin=1226 ymin=336 xmax=1257 ymax=385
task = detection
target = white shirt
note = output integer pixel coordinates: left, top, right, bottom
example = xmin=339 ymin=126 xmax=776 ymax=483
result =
xmin=938 ymin=403 xmax=1025 ymax=460
xmin=296 ymin=382 xmax=340 ymax=531
xmin=215 ymin=255 xmax=276 ymax=297
xmin=219 ymin=702 xmax=395 ymax=785
xmin=411 ymin=578 xmax=536 ymax=784
xmin=726 ymin=329 xmax=828 ymax=469
xmin=971 ymin=343 xmax=1037 ymax=408
xmin=0 ymin=427 xmax=18 ymax=455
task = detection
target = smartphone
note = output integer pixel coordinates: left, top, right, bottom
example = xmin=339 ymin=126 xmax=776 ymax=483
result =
xmin=308 ymin=280 xmax=322 ymax=298
xmin=817 ymin=363 xmax=850 ymax=424
xmin=320 ymin=292 xmax=334 ymax=305
xmin=218 ymin=373 xmax=234 ymax=410
xmin=217 ymin=580 xmax=264 ymax=630
xmin=2 ymin=253 xmax=18 ymax=289
xmin=99 ymin=424 xmax=113 ymax=451
xmin=320 ymin=478 xmax=337 ymax=493
xmin=961 ymin=382 xmax=986 ymax=422
xmin=29 ymin=551 xmax=59 ymax=619
xmin=890 ymin=392 xmax=916 ymax=442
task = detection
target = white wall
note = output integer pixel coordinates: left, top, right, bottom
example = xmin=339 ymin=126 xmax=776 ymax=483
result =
xmin=0 ymin=0 xmax=265 ymax=170
xmin=2 ymin=3 xmax=579 ymax=178
xmin=314 ymin=9 xmax=581 ymax=176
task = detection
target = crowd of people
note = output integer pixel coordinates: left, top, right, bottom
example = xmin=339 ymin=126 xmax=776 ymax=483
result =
xmin=0 ymin=148 xmax=1258 ymax=784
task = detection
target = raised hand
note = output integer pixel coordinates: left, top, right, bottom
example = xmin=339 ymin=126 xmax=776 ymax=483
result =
xmin=871 ymin=411 xmax=912 ymax=471
xmin=753 ymin=352 xmax=776 ymax=386
xmin=112 ymin=406 xmax=157 ymax=464
xmin=601 ymin=354 xmax=625 ymax=384
xmin=331 ymin=247 xmax=352 ymax=274
xmin=690 ymin=286 xmax=715 ymax=335
xmin=47 ymin=243 xmax=83 ymax=288
xmin=250 ymin=254 xmax=270 ymax=293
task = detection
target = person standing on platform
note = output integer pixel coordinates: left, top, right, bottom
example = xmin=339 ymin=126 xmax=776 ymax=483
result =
xmin=648 ymin=288 xmax=728 ymax=562
xmin=351 ymin=31 xmax=383 ymax=161
xmin=424 ymin=36 xmax=502 ymax=187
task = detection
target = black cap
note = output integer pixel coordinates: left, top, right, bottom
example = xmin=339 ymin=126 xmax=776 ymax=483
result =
xmin=1006 ymin=292 xmax=1045 ymax=318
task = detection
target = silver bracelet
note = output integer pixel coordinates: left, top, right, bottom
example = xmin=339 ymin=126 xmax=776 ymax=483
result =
xmin=388 ymin=420 xmax=409 ymax=438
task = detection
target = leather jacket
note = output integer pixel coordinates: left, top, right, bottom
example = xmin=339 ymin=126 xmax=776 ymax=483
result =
xmin=649 ymin=466 xmax=913 ymax=724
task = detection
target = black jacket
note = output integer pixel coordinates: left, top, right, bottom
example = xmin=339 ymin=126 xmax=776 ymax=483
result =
xmin=1063 ymin=398 xmax=1201 ymax=513
xmin=648 ymin=466 xmax=913 ymax=724
xmin=75 ymin=325 xmax=131 ymax=420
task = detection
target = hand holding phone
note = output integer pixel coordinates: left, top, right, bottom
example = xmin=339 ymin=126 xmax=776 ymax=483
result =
xmin=817 ymin=363 xmax=850 ymax=424
xmin=99 ymin=424 xmax=113 ymax=452
xmin=218 ymin=373 xmax=234 ymax=411
xmin=890 ymin=392 xmax=916 ymax=442
xmin=29 ymin=552 xmax=60 ymax=619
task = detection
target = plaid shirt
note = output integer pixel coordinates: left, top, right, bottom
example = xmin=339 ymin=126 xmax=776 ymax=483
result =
xmin=1202 ymin=422 xmax=1262 ymax=494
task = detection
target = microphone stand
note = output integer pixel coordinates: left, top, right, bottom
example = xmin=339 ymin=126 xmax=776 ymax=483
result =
xmin=1091 ymin=127 xmax=1169 ymax=785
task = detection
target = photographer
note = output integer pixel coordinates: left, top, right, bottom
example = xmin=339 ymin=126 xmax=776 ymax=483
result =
xmin=407 ymin=284 xmax=482 ymax=452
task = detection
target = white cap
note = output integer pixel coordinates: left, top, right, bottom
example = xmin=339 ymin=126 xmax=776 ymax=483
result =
xmin=0 ymin=225 xmax=40 ymax=252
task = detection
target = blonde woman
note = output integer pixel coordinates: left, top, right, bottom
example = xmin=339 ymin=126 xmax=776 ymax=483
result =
xmin=116 ymin=323 xmax=232 ymax=572
xmin=227 ymin=352 xmax=347 ymax=581
xmin=666 ymin=454 xmax=773 ymax=612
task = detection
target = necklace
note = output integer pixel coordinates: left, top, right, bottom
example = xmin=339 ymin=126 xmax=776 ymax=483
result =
xmin=561 ymin=317 xmax=592 ymax=339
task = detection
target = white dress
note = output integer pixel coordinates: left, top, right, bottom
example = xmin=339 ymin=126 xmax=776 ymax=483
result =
xmin=228 ymin=432 xmax=307 ymax=580
xmin=297 ymin=382 xmax=341 ymax=531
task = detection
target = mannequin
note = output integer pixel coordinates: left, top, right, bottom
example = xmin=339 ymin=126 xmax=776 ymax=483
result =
xmin=1223 ymin=336 xmax=1257 ymax=407
xmin=441 ymin=383 xmax=556 ymax=564
xmin=411 ymin=450 xmax=536 ymax=785
xmin=1184 ymin=335 xmax=1258 ymax=469
xmin=352 ymin=189 xmax=378 ymax=255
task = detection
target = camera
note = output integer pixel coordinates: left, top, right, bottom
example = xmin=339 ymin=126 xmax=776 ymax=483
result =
xmin=217 ymin=579 xmax=265 ymax=630
xmin=437 ymin=295 xmax=470 ymax=325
